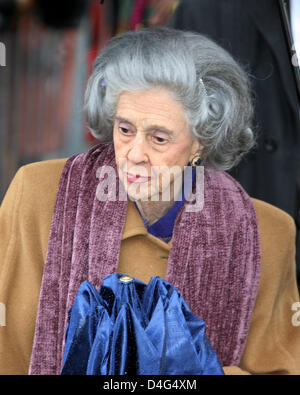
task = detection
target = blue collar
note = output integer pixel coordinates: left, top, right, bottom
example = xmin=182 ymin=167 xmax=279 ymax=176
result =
xmin=133 ymin=166 xmax=196 ymax=243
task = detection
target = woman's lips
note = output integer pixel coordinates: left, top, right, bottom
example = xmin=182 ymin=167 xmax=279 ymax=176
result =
xmin=126 ymin=172 xmax=151 ymax=183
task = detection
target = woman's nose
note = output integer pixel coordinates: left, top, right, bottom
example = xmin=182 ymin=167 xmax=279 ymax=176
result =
xmin=127 ymin=135 xmax=148 ymax=164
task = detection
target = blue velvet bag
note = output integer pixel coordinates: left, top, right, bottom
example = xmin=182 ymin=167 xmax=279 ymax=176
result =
xmin=61 ymin=273 xmax=224 ymax=375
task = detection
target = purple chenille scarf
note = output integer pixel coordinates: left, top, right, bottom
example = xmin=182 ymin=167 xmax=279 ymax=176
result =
xmin=29 ymin=142 xmax=261 ymax=374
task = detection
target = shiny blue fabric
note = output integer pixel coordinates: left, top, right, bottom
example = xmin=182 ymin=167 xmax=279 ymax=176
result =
xmin=61 ymin=273 xmax=224 ymax=375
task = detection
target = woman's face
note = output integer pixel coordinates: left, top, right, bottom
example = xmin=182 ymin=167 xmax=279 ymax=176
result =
xmin=113 ymin=88 xmax=202 ymax=201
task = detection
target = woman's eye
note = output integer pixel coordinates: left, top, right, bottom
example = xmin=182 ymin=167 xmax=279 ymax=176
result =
xmin=119 ymin=126 xmax=131 ymax=135
xmin=153 ymin=134 xmax=168 ymax=144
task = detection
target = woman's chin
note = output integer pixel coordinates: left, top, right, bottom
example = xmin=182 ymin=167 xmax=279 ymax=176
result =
xmin=126 ymin=188 xmax=153 ymax=202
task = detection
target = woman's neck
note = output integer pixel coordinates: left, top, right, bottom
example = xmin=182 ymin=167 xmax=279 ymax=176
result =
xmin=135 ymin=199 xmax=175 ymax=225
xmin=135 ymin=177 xmax=183 ymax=225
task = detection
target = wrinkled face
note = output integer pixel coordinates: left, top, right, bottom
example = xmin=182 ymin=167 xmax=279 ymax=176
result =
xmin=113 ymin=88 xmax=202 ymax=201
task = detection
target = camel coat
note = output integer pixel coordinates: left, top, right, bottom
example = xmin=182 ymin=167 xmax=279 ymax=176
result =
xmin=0 ymin=159 xmax=299 ymax=375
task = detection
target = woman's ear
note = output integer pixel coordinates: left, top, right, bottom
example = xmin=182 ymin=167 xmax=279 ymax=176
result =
xmin=190 ymin=138 xmax=204 ymax=162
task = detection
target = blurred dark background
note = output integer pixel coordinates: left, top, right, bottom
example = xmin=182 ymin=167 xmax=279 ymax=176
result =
xmin=0 ymin=0 xmax=178 ymax=200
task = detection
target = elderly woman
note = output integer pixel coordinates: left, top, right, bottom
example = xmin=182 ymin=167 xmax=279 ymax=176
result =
xmin=0 ymin=27 xmax=299 ymax=375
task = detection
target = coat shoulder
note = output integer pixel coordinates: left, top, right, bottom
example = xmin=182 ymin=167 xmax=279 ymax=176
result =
xmin=20 ymin=158 xmax=68 ymax=187
xmin=2 ymin=158 xmax=69 ymax=258
xmin=251 ymin=197 xmax=296 ymax=238
xmin=250 ymin=197 xmax=296 ymax=283
xmin=20 ymin=157 xmax=68 ymax=223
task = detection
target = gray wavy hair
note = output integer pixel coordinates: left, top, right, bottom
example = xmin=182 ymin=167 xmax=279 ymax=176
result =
xmin=84 ymin=26 xmax=255 ymax=170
